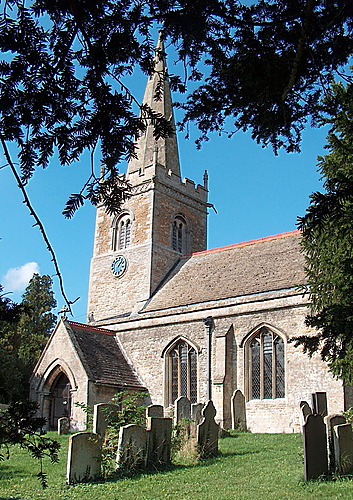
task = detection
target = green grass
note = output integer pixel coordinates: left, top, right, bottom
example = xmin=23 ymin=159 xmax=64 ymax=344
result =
xmin=1 ymin=432 xmax=353 ymax=499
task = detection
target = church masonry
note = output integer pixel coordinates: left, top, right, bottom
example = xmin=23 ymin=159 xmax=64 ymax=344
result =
xmin=30 ymin=37 xmax=351 ymax=433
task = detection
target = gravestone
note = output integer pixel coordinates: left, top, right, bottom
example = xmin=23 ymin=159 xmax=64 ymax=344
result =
xmin=231 ymin=390 xmax=247 ymax=431
xmin=66 ymin=432 xmax=102 ymax=484
xmin=191 ymin=403 xmax=204 ymax=426
xmin=333 ymin=423 xmax=353 ymax=475
xmin=93 ymin=403 xmax=118 ymax=438
xmin=175 ymin=396 xmax=191 ymax=425
xmin=116 ymin=424 xmax=148 ymax=470
xmin=302 ymin=414 xmax=328 ymax=480
xmin=146 ymin=404 xmax=164 ymax=418
xmin=146 ymin=417 xmax=173 ymax=467
xmin=311 ymin=392 xmax=328 ymax=417
xmin=58 ymin=417 xmax=70 ymax=435
xmin=324 ymin=414 xmax=346 ymax=472
xmin=197 ymin=400 xmax=219 ymax=458
xmin=299 ymin=401 xmax=312 ymax=427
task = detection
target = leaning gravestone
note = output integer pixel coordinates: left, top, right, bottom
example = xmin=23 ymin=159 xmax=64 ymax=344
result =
xmin=311 ymin=392 xmax=328 ymax=417
xmin=231 ymin=390 xmax=247 ymax=431
xmin=324 ymin=414 xmax=346 ymax=472
xmin=197 ymin=400 xmax=219 ymax=459
xmin=58 ymin=416 xmax=70 ymax=435
xmin=333 ymin=423 xmax=353 ymax=475
xmin=302 ymin=414 xmax=328 ymax=480
xmin=66 ymin=432 xmax=103 ymax=484
xmin=146 ymin=417 xmax=173 ymax=467
xmin=175 ymin=396 xmax=191 ymax=424
xmin=299 ymin=401 xmax=312 ymax=427
xmin=93 ymin=403 xmax=118 ymax=438
xmin=146 ymin=404 xmax=164 ymax=418
xmin=116 ymin=424 xmax=148 ymax=470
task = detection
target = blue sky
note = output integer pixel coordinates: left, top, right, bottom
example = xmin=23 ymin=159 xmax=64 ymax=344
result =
xmin=0 ymin=52 xmax=328 ymax=323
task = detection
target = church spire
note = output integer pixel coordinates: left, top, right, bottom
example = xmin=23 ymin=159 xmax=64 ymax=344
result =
xmin=127 ymin=34 xmax=181 ymax=178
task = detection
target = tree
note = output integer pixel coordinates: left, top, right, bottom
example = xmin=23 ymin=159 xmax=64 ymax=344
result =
xmin=17 ymin=274 xmax=57 ymax=384
xmin=295 ymin=81 xmax=353 ymax=382
xmin=0 ymin=275 xmax=57 ymax=402
xmin=1 ymin=0 xmax=352 ymax=309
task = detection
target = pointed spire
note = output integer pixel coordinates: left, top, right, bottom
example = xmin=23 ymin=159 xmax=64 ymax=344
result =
xmin=127 ymin=33 xmax=181 ymax=179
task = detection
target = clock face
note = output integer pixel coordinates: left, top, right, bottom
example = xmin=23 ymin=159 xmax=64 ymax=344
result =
xmin=111 ymin=255 xmax=127 ymax=278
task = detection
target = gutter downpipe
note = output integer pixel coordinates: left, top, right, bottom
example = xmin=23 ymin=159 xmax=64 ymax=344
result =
xmin=203 ymin=316 xmax=214 ymax=400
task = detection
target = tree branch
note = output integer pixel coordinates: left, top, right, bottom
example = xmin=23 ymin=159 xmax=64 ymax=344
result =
xmin=0 ymin=136 xmax=78 ymax=314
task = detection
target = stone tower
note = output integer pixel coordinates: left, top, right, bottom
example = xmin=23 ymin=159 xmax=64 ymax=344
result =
xmin=87 ymin=36 xmax=208 ymax=322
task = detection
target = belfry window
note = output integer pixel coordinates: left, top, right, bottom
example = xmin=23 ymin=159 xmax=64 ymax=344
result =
xmin=112 ymin=214 xmax=131 ymax=251
xmin=248 ymin=327 xmax=285 ymax=400
xmin=172 ymin=216 xmax=186 ymax=253
xmin=166 ymin=339 xmax=197 ymax=405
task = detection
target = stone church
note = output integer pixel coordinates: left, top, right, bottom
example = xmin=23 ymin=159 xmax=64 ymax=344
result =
xmin=30 ymin=38 xmax=350 ymax=433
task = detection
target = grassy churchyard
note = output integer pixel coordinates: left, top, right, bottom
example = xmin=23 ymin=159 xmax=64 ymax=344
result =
xmin=1 ymin=432 xmax=352 ymax=500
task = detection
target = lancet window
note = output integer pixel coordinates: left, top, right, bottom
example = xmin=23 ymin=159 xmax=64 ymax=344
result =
xmin=112 ymin=214 xmax=131 ymax=251
xmin=166 ymin=339 xmax=197 ymax=405
xmin=172 ymin=215 xmax=187 ymax=253
xmin=247 ymin=327 xmax=285 ymax=400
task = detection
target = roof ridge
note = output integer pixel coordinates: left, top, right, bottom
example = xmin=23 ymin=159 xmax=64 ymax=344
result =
xmin=188 ymin=230 xmax=300 ymax=258
xmin=68 ymin=320 xmax=116 ymax=336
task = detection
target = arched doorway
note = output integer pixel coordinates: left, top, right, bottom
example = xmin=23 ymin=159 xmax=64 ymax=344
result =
xmin=49 ymin=372 xmax=72 ymax=430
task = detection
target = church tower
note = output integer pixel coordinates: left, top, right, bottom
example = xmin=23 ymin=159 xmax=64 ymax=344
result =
xmin=87 ymin=36 xmax=208 ymax=322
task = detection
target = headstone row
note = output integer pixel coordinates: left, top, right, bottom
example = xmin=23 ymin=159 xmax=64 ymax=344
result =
xmin=67 ymin=399 xmax=220 ymax=483
xmin=301 ymin=393 xmax=353 ymax=480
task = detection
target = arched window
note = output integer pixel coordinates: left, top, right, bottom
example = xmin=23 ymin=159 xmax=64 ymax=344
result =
xmin=172 ymin=215 xmax=187 ymax=253
xmin=166 ymin=339 xmax=197 ymax=405
xmin=112 ymin=214 xmax=131 ymax=251
xmin=248 ymin=327 xmax=285 ymax=400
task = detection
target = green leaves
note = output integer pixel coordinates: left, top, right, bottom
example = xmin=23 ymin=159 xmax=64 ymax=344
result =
xmin=294 ymin=82 xmax=353 ymax=381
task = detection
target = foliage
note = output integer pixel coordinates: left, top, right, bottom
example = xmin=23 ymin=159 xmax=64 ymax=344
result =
xmin=0 ymin=275 xmax=57 ymax=402
xmin=74 ymin=401 xmax=93 ymax=431
xmin=1 ymin=0 xmax=352 ymax=217
xmin=343 ymin=407 xmax=353 ymax=426
xmin=0 ymin=400 xmax=60 ymax=488
xmin=171 ymin=418 xmax=199 ymax=466
xmin=100 ymin=391 xmax=148 ymax=478
xmin=295 ymin=81 xmax=353 ymax=382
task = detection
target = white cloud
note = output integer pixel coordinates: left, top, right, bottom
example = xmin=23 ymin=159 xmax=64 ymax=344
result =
xmin=3 ymin=262 xmax=40 ymax=292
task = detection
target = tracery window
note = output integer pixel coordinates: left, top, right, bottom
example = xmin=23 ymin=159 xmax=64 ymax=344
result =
xmin=248 ymin=327 xmax=285 ymax=400
xmin=112 ymin=214 xmax=131 ymax=251
xmin=166 ymin=339 xmax=197 ymax=405
xmin=172 ymin=215 xmax=187 ymax=253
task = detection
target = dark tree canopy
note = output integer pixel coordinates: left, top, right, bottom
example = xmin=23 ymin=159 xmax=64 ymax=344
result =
xmin=1 ymin=0 xmax=352 ymax=215
xmin=295 ymin=82 xmax=353 ymax=382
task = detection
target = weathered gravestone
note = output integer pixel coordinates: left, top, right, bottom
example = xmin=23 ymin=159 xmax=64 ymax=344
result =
xmin=231 ymin=390 xmax=247 ymax=431
xmin=146 ymin=417 xmax=173 ymax=467
xmin=333 ymin=423 xmax=353 ymax=475
xmin=146 ymin=404 xmax=164 ymax=418
xmin=58 ymin=417 xmax=70 ymax=435
xmin=197 ymin=400 xmax=219 ymax=458
xmin=116 ymin=424 xmax=148 ymax=470
xmin=303 ymin=414 xmax=328 ymax=480
xmin=175 ymin=396 xmax=191 ymax=425
xmin=324 ymin=414 xmax=346 ymax=472
xmin=67 ymin=432 xmax=103 ymax=484
xmin=190 ymin=403 xmax=204 ymax=437
xmin=299 ymin=401 xmax=312 ymax=427
xmin=93 ymin=403 xmax=118 ymax=438
xmin=311 ymin=392 xmax=328 ymax=417
xmin=191 ymin=403 xmax=204 ymax=426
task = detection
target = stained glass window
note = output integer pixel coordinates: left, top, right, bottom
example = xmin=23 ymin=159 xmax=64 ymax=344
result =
xmin=249 ymin=328 xmax=285 ymax=400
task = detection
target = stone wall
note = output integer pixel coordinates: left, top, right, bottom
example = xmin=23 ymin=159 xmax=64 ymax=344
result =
xmin=105 ymin=290 xmax=345 ymax=434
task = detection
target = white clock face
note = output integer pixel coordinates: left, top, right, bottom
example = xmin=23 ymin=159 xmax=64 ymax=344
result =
xmin=111 ymin=255 xmax=127 ymax=278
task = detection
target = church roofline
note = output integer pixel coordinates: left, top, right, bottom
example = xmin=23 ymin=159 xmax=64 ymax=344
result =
xmin=188 ymin=229 xmax=300 ymax=258
xmin=68 ymin=320 xmax=116 ymax=336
